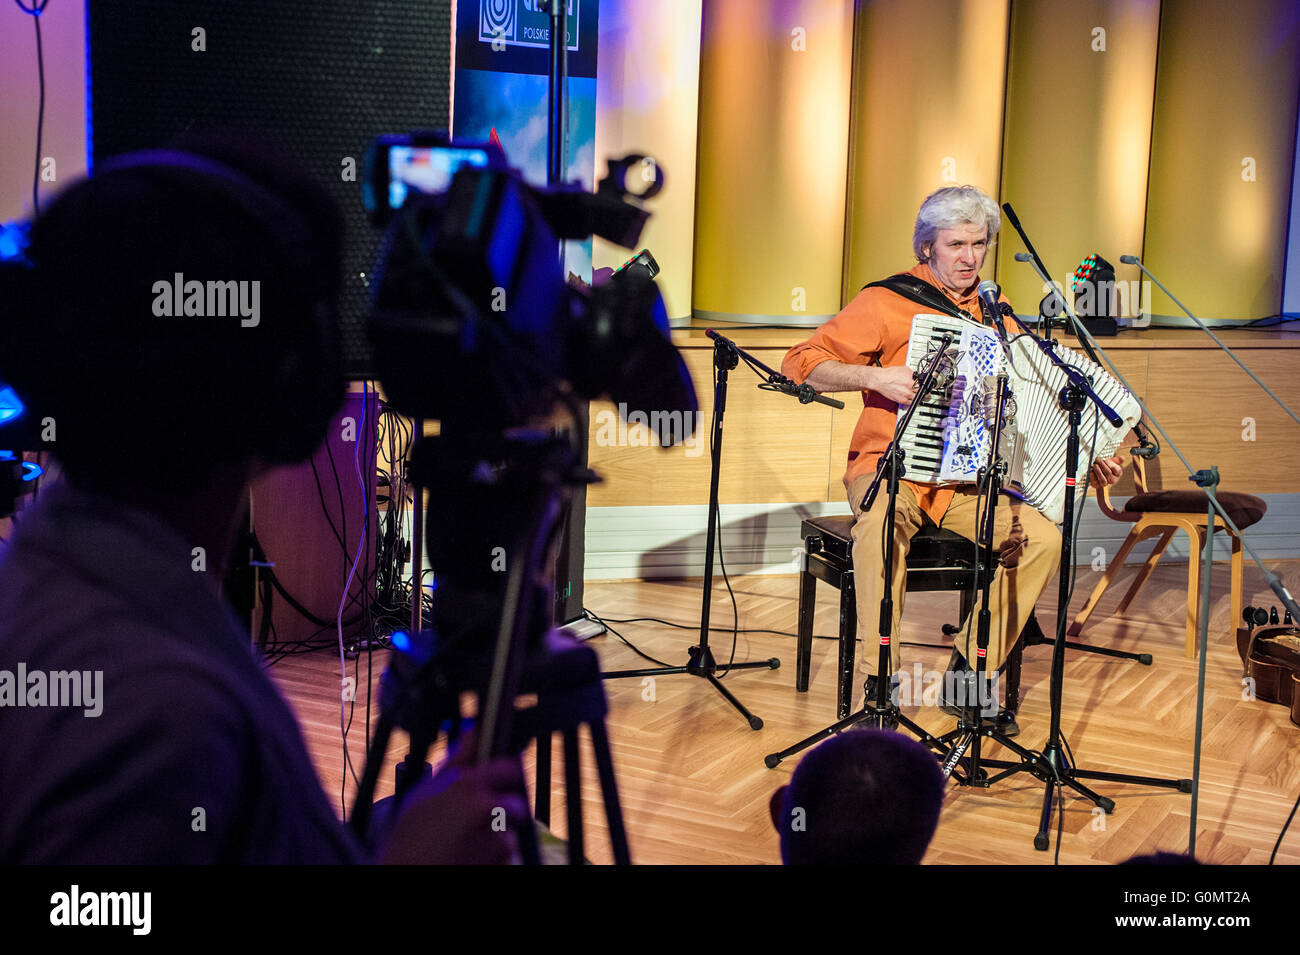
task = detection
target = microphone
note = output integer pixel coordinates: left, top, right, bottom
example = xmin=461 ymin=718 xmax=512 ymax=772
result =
xmin=979 ymin=281 xmax=1019 ymax=382
xmin=919 ymin=348 xmax=957 ymax=393
xmin=794 ymin=382 xmax=845 ymax=409
xmin=1119 ymin=254 xmax=1139 ymax=265
xmin=1243 ymin=605 xmax=1269 ymax=628
xmin=977 ymin=280 xmax=1002 ymax=325
xmin=1014 ymin=252 xmax=1033 ymax=262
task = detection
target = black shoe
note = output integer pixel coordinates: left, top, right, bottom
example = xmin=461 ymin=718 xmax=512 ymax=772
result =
xmin=992 ymin=708 xmax=1020 ymax=738
xmin=937 ymin=665 xmax=980 ymax=716
xmin=938 ymin=665 xmax=1019 ymax=736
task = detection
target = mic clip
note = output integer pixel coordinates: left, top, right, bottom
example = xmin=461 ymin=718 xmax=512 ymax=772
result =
xmin=1131 ymin=442 xmax=1159 ymax=460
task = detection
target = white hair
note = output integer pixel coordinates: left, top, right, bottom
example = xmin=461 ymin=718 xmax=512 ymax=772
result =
xmin=912 ymin=185 xmax=1001 ymax=262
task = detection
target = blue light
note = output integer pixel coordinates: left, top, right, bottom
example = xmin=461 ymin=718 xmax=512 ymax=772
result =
xmin=0 ymin=221 xmax=31 ymax=263
xmin=0 ymin=452 xmax=42 ymax=482
xmin=0 ymin=386 xmax=25 ymax=426
xmin=391 ymin=630 xmax=410 ymax=651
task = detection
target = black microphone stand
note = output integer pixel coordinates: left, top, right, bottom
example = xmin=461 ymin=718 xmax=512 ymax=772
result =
xmin=1004 ymin=209 xmax=1157 ymax=669
xmin=999 ymin=302 xmax=1153 ymax=667
xmin=601 ymin=331 xmax=838 ymax=727
xmin=765 ymin=334 xmax=960 ymax=768
xmin=931 ymin=368 xmax=1026 ymax=783
xmin=962 ymin=312 xmax=1191 ymax=851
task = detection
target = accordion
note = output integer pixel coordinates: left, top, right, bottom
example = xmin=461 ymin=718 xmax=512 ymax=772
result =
xmin=898 ymin=313 xmax=1141 ymax=524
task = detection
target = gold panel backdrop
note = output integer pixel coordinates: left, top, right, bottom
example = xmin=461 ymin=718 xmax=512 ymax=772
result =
xmin=691 ymin=0 xmax=854 ymax=324
xmin=1144 ymin=0 xmax=1300 ymax=322
xmin=841 ymin=0 xmax=1010 ymax=303
xmin=996 ymin=0 xmax=1160 ymax=319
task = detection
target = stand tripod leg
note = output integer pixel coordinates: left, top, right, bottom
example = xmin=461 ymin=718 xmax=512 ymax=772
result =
xmin=1071 ymin=766 xmax=1190 ymax=791
xmin=837 ymin=575 xmax=856 ymax=719
xmin=563 ymin=728 xmax=584 ymax=865
xmin=764 ymin=701 xmax=950 ymax=770
xmin=1055 ymin=772 xmax=1111 ymax=808
xmin=535 ymin=733 xmax=552 ymax=827
xmin=764 ymin=708 xmax=866 ymax=768
xmin=589 ymin=721 xmax=631 ymax=864
xmin=1036 ymin=780 xmax=1057 ymax=852
xmin=1036 ymin=769 xmax=1114 ymax=851
xmin=795 ymin=555 xmax=816 ymax=692
xmin=517 ymin=807 xmax=543 ymax=865
xmin=707 ymin=672 xmax=764 ymax=730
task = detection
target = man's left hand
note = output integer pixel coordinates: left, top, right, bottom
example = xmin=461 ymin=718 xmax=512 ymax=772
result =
xmin=1090 ymin=455 xmax=1124 ymax=489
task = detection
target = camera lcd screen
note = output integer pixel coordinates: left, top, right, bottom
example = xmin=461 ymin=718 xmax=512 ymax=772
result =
xmin=388 ymin=146 xmax=490 ymax=209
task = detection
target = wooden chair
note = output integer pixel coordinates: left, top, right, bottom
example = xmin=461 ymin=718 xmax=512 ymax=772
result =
xmin=1068 ymin=452 xmax=1267 ymax=657
xmin=794 ymin=515 xmax=1026 ymax=718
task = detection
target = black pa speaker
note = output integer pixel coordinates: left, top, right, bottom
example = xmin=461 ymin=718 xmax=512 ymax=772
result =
xmin=86 ymin=0 xmax=453 ymax=379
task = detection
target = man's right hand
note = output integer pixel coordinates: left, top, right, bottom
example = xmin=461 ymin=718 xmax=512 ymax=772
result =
xmin=379 ymin=735 xmax=530 ymax=865
xmin=868 ymin=365 xmax=920 ymax=405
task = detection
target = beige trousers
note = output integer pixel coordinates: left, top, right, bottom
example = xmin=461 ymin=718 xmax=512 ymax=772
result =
xmin=847 ymin=474 xmax=1061 ymax=678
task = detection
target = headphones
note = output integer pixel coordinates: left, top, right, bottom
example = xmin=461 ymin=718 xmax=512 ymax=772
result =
xmin=0 ymin=149 xmax=343 ymax=465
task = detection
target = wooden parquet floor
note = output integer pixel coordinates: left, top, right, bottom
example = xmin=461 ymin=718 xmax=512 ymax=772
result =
xmin=273 ymin=557 xmax=1300 ymax=865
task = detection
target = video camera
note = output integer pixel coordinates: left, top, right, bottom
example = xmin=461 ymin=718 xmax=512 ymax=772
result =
xmin=363 ymin=132 xmax=696 ymax=437
xmin=350 ymin=134 xmax=697 ymax=847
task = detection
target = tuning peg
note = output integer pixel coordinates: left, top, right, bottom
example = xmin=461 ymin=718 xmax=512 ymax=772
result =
xmin=1271 ymin=606 xmax=1281 ymax=625
xmin=1286 ymin=608 xmax=1294 ymax=626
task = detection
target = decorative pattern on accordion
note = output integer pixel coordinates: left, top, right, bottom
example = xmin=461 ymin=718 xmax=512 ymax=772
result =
xmin=944 ymin=331 xmax=1001 ymax=481
xmin=899 ymin=313 xmax=1142 ymax=524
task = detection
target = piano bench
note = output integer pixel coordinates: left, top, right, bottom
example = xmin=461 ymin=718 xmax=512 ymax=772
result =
xmin=794 ymin=513 xmax=1024 ymax=719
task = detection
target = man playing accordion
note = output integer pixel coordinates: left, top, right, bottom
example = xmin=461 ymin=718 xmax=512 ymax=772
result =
xmin=782 ymin=185 xmax=1124 ymax=731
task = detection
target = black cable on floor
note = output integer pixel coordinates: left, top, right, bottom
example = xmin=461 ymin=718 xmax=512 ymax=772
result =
xmin=582 ymin=608 xmax=676 ymax=669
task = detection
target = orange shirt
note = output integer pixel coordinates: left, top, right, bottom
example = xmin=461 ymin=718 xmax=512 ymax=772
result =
xmin=782 ymin=262 xmax=1007 ymax=524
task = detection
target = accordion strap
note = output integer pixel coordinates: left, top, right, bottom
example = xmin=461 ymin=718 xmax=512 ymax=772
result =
xmin=863 ymin=273 xmax=974 ymax=323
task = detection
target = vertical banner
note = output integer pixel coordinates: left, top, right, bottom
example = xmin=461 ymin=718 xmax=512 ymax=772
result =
xmin=452 ymin=0 xmax=599 ymax=629
xmin=453 ymin=0 xmax=599 ymax=281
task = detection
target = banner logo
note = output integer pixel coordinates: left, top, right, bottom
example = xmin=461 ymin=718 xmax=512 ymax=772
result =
xmin=480 ymin=0 xmax=580 ymax=52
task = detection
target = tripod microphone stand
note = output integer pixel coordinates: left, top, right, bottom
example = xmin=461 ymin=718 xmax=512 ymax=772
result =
xmin=934 ymin=314 xmax=1190 ymax=850
xmin=1107 ymin=253 xmax=1300 ymax=857
xmin=602 ymin=331 xmax=840 ymax=727
xmin=984 ymin=210 xmax=1194 ymax=849
xmin=764 ymin=334 xmax=960 ymax=769
xmin=931 ymin=369 xmax=1032 ymax=783
xmin=1001 ymin=208 xmax=1156 ymax=670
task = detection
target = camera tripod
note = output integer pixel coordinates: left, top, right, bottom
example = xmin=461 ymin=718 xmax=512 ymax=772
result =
xmin=352 ymin=430 xmax=631 ymax=864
